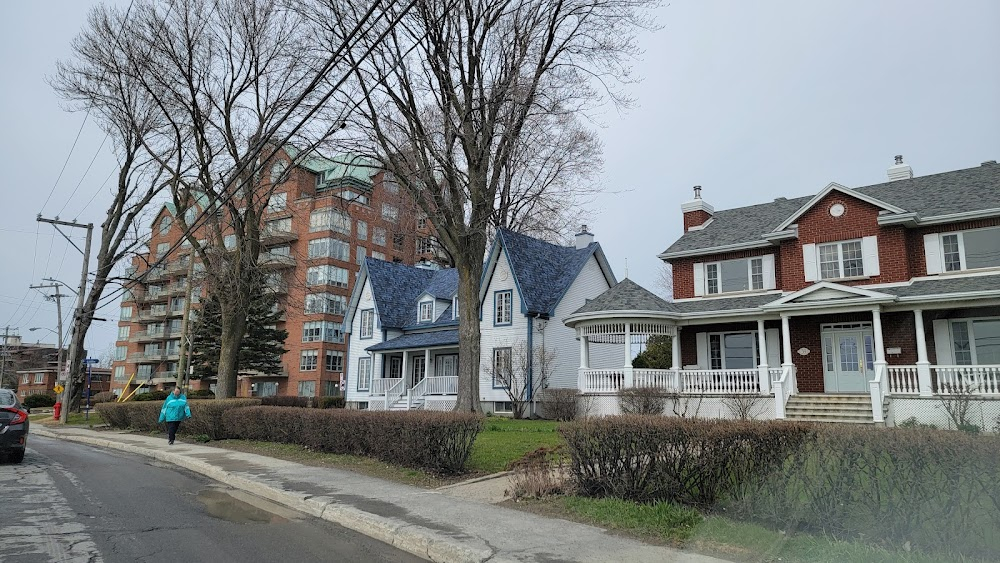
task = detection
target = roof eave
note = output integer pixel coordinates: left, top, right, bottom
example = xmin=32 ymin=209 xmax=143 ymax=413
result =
xmin=658 ymin=240 xmax=772 ymax=261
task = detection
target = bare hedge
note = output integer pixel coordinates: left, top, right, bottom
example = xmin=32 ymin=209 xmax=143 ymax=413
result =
xmin=96 ymin=399 xmax=261 ymax=440
xmin=223 ymin=407 xmax=482 ymax=474
xmin=561 ymin=416 xmax=811 ymax=507
xmin=617 ymin=387 xmax=668 ymax=415
xmin=542 ymin=389 xmax=582 ymax=421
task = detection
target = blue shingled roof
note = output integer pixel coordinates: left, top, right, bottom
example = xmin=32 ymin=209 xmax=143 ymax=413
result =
xmin=366 ymin=330 xmax=459 ymax=352
xmin=497 ymin=229 xmax=598 ymax=316
xmin=365 ymin=259 xmax=439 ymax=329
xmin=402 ymin=303 xmax=458 ymax=330
xmin=424 ymin=269 xmax=458 ymax=299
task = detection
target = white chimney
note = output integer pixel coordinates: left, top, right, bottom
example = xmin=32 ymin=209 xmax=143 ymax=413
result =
xmin=575 ymin=224 xmax=595 ymax=249
xmin=887 ymin=155 xmax=913 ymax=181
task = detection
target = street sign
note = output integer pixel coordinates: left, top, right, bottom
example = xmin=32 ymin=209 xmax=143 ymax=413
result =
xmin=83 ymin=358 xmax=100 ymax=364
xmin=53 ymin=384 xmax=64 ymax=393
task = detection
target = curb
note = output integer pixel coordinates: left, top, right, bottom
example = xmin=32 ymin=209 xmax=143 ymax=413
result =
xmin=33 ymin=428 xmax=509 ymax=563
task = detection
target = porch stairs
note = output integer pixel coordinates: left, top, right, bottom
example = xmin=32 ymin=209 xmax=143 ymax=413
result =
xmin=784 ymin=394 xmax=888 ymax=424
xmin=389 ymin=397 xmax=423 ymax=411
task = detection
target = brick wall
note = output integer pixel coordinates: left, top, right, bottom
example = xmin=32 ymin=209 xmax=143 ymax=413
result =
xmin=907 ymin=217 xmax=1000 ymax=277
xmin=670 ymin=248 xmax=779 ymax=300
xmin=683 ymin=209 xmax=712 ymax=232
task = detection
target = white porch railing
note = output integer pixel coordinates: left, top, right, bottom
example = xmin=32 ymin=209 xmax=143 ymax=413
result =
xmin=934 ymin=365 xmax=1000 ymax=395
xmin=386 ymin=378 xmax=406 ymax=409
xmin=887 ymin=366 xmax=920 ymax=395
xmin=773 ymin=365 xmax=796 ymax=419
xmin=869 ymin=364 xmax=887 ymax=422
xmin=680 ymin=369 xmax=760 ymax=394
xmin=581 ymin=369 xmax=627 ymax=393
xmin=421 ymin=376 xmax=458 ymax=395
xmin=370 ymin=377 xmax=403 ymax=396
xmin=634 ymin=369 xmax=674 ymax=390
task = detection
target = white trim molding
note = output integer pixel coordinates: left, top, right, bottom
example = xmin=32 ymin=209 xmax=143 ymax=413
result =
xmin=773 ymin=182 xmax=907 ymax=233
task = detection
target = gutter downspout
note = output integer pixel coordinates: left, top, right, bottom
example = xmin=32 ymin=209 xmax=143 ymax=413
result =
xmin=526 ymin=314 xmax=534 ymax=416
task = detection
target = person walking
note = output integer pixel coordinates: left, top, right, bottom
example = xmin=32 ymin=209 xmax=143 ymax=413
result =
xmin=158 ymin=388 xmax=192 ymax=445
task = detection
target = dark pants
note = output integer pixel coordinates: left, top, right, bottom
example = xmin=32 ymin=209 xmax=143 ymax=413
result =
xmin=166 ymin=421 xmax=181 ymax=443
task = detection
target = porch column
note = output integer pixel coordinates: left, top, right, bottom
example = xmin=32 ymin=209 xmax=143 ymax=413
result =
xmin=871 ymin=308 xmax=888 ymax=423
xmin=671 ymin=327 xmax=682 ymax=392
xmin=780 ymin=315 xmax=793 ymax=367
xmin=401 ymin=351 xmax=409 ymax=387
xmin=872 ymin=308 xmax=887 ymax=365
xmin=424 ymin=348 xmax=431 ymax=379
xmin=757 ymin=319 xmax=771 ymax=394
xmin=913 ymin=309 xmax=933 ymax=397
xmin=623 ymin=322 xmax=634 ymax=388
xmin=579 ymin=333 xmax=590 ymax=370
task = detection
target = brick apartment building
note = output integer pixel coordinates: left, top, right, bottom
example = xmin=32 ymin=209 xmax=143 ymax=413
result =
xmin=16 ymin=367 xmax=110 ymax=401
xmin=111 ymin=149 xmax=446 ymax=398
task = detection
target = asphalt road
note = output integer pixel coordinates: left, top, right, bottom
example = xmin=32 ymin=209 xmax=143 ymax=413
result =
xmin=1 ymin=435 xmax=424 ymax=563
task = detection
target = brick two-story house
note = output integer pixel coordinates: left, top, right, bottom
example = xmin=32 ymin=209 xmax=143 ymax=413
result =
xmin=566 ymin=157 xmax=1000 ymax=428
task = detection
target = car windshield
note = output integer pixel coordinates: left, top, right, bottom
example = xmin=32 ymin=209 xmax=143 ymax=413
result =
xmin=0 ymin=392 xmax=15 ymax=406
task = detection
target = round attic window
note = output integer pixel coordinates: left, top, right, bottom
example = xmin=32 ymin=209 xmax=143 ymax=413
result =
xmin=829 ymin=203 xmax=846 ymax=218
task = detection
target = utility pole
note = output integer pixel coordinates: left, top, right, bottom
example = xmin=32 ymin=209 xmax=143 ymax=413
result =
xmin=0 ymin=326 xmax=16 ymax=389
xmin=30 ymin=283 xmax=66 ymax=385
xmin=38 ymin=215 xmax=94 ymax=423
xmin=176 ymin=256 xmax=197 ymax=388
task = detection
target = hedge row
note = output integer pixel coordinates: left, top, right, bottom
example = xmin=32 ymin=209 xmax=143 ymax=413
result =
xmin=223 ymin=407 xmax=482 ymax=474
xmin=561 ymin=417 xmax=1000 ymax=559
xmin=96 ymin=399 xmax=261 ymax=440
xmin=259 ymin=395 xmax=345 ymax=409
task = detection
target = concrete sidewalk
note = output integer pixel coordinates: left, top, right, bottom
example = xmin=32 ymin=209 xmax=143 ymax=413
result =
xmin=33 ymin=426 xmax=728 ymax=563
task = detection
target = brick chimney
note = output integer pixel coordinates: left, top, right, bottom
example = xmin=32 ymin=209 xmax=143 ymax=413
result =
xmin=887 ymin=155 xmax=913 ymax=181
xmin=575 ymin=224 xmax=595 ymax=249
xmin=682 ymin=186 xmax=714 ymax=232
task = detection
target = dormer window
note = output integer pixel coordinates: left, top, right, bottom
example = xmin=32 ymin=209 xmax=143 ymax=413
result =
xmin=418 ymin=300 xmax=434 ymax=323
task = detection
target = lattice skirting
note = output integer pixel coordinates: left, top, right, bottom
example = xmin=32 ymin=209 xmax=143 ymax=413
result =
xmin=580 ymin=393 xmax=776 ymax=420
xmin=423 ymin=397 xmax=457 ymax=411
xmin=888 ymin=397 xmax=1000 ymax=432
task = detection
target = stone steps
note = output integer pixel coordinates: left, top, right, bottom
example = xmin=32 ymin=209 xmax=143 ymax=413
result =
xmin=785 ymin=394 xmax=886 ymax=424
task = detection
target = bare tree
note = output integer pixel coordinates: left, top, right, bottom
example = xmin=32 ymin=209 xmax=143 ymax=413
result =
xmin=62 ymin=0 xmax=359 ymax=398
xmin=312 ymin=0 xmax=658 ymax=411
xmin=487 ymin=339 xmax=556 ymax=419
xmin=655 ymin=263 xmax=673 ymax=300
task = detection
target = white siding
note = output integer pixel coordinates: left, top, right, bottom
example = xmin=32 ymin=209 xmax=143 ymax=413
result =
xmin=478 ymin=248 xmax=529 ymax=402
xmin=546 ymin=256 xmax=615 ymax=389
xmin=345 ymin=279 xmax=384 ymax=403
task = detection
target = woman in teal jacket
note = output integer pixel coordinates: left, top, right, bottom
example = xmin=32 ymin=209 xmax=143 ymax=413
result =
xmin=158 ymin=388 xmax=191 ymax=445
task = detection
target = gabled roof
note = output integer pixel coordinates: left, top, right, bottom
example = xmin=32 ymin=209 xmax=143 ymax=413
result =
xmin=424 ymin=270 xmax=458 ymax=299
xmin=662 ymin=161 xmax=1000 ymax=258
xmin=482 ymin=229 xmax=616 ymax=317
xmin=572 ymin=278 xmax=677 ymax=315
xmin=761 ymin=282 xmax=896 ymax=310
xmin=364 ymin=260 xmax=453 ymax=329
xmin=773 ymin=182 xmax=906 ymax=232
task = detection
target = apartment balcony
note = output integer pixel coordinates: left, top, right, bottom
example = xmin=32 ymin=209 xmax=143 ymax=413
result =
xmin=261 ymin=228 xmax=298 ymax=245
xmin=130 ymin=328 xmax=182 ymax=343
xmin=152 ymin=372 xmax=178 ymax=384
xmin=144 ymin=268 xmax=168 ymax=282
xmin=166 ymin=260 xmax=192 ymax=274
xmin=166 ymin=307 xmax=185 ymax=318
xmin=266 ymin=281 xmax=288 ymax=295
xmin=136 ymin=288 xmax=169 ymax=304
xmin=138 ymin=306 xmax=169 ymax=321
xmin=166 ymin=282 xmax=189 ymax=296
xmin=129 ymin=352 xmax=167 ymax=363
xmin=259 ymin=254 xmax=296 ymax=270
xmin=240 ymin=369 xmax=289 ymax=379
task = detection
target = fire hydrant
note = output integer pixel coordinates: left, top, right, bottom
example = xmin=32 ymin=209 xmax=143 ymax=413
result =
xmin=53 ymin=402 xmax=62 ymax=420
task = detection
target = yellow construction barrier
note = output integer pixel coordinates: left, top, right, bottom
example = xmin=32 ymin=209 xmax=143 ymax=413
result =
xmin=115 ymin=373 xmax=136 ymax=402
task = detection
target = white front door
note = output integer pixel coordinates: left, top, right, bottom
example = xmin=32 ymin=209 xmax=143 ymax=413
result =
xmin=822 ymin=330 xmax=874 ymax=393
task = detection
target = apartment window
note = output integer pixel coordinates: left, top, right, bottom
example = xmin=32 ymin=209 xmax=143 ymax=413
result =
xmin=302 ymin=321 xmax=344 ymax=343
xmin=941 ymin=227 xmax=1000 ymax=272
xmin=493 ymin=347 xmax=512 ymax=388
xmin=819 ymin=240 xmax=864 ymax=279
xmin=304 ymin=293 xmax=347 ymax=315
xmin=383 ymin=173 xmax=399 ymax=194
xmin=708 ymin=333 xmax=760 ymax=370
xmin=156 ymin=242 xmax=170 ymax=257
xmin=357 ymin=357 xmax=372 ymax=390
xmin=494 ymin=401 xmax=514 ymax=414
xmin=356 ymin=220 xmax=367 ymax=241
xmin=417 ymin=214 xmax=427 ymax=230
xmin=159 ymin=216 xmax=172 ymax=236
xmin=34 ymin=373 xmax=44 ymax=384
xmin=373 ymin=227 xmax=387 ymax=246
xmin=416 ymin=237 xmax=433 ymax=255
xmin=265 ymin=217 xmax=292 ymax=235
xmin=392 ymin=233 xmax=404 ymax=251
xmin=310 ymin=207 xmax=350 ymax=235
xmin=325 ymin=350 xmax=344 ymax=372
xmin=382 ymin=203 xmax=399 ymax=223
xmin=138 ymin=365 xmax=152 ymax=378
xmin=267 ymin=192 xmax=287 ymax=212
xmin=115 ymin=346 xmax=128 ymax=361
xmin=170 ymin=297 xmax=185 ymax=312
xmin=360 ymin=309 xmax=375 ymax=338
xmin=258 ymin=382 xmax=278 ymax=397
xmin=221 ymin=234 xmax=236 ymax=250
xmin=306 ymin=265 xmax=349 ymax=288
xmin=308 ymin=237 xmax=350 ymax=261
xmin=121 ymin=307 xmax=133 ymax=320
xmin=300 ymin=350 xmax=319 ymax=371
xmin=118 ymin=325 xmax=130 ymax=339
xmin=323 ymin=380 xmax=341 ymax=397
xmin=297 ymin=380 xmax=316 ymax=397
xmin=706 ymin=257 xmax=764 ymax=294
xmin=494 ymin=291 xmax=512 ymax=325
xmin=372 ymin=251 xmax=386 ymax=261
xmin=184 ymin=207 xmax=198 ymax=225
xmin=357 ymin=246 xmax=366 ymax=265
xmin=113 ymin=366 xmax=126 ymax=382
xmin=951 ymin=319 xmax=1000 ymax=365
xmin=268 ymin=245 xmax=291 ymax=257
xmin=417 ymin=300 xmax=434 ymax=323
xmin=21 ymin=374 xmax=29 ymax=384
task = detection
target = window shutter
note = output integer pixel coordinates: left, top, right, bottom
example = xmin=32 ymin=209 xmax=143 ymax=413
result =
xmin=862 ymin=236 xmax=880 ymax=276
xmin=802 ymin=244 xmax=818 ymax=282
xmin=923 ymin=233 xmax=942 ymax=275
xmin=762 ymin=255 xmax=776 ymax=290
xmin=932 ymin=319 xmax=953 ymax=365
xmin=765 ymin=328 xmax=781 ymax=367
xmin=695 ymin=332 xmax=709 ymax=369
xmin=693 ymin=263 xmax=705 ymax=296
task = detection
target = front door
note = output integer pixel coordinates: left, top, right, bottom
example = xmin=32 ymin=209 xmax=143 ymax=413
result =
xmin=436 ymin=354 xmax=458 ymax=378
xmin=822 ymin=329 xmax=873 ymax=393
xmin=411 ymin=356 xmax=426 ymax=387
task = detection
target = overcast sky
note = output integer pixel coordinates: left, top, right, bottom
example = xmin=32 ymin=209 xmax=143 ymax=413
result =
xmin=1 ymin=1 xmax=998 ymax=356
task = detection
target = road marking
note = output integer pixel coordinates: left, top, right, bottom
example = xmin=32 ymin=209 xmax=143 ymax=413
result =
xmin=0 ymin=448 xmax=103 ymax=562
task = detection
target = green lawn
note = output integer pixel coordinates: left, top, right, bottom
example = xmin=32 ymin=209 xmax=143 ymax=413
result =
xmin=467 ymin=418 xmax=565 ymax=473
xmin=30 ymin=411 xmax=104 ymax=427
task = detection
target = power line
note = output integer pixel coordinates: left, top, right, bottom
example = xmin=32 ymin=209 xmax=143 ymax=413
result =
xmin=39 ymin=114 xmax=90 ymax=213
xmin=58 ymin=133 xmax=109 ymax=217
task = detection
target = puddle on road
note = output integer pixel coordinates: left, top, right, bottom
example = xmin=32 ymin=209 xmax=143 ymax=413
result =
xmin=197 ymin=488 xmax=292 ymax=524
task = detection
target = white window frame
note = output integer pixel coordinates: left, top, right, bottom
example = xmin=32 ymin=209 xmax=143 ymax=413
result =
xmin=325 ymin=350 xmax=344 ymax=372
xmin=34 ymin=373 xmax=44 ymax=384
xmin=494 ymin=291 xmax=512 ymax=326
xmin=382 ymin=203 xmax=399 ymax=223
xmin=120 ymin=306 xmax=133 ymax=320
xmin=818 ymin=239 xmax=865 ymax=280
xmin=159 ymin=216 xmax=172 ymax=236
xmin=939 ymin=226 xmax=1000 ymax=272
xmin=493 ymin=401 xmax=514 ymax=414
xmin=388 ymin=357 xmax=403 ymax=379
xmin=708 ymin=331 xmax=760 ymax=370
xmin=359 ymin=309 xmax=374 ymax=339
xmin=418 ymin=300 xmax=434 ymax=323
xmin=297 ymin=380 xmax=316 ymax=397
xmin=300 ymin=350 xmax=319 ymax=371
xmin=950 ymin=317 xmax=1000 ymax=365
xmin=267 ymin=192 xmax=287 ymax=212
xmin=357 ymin=357 xmax=372 ymax=391
xmin=118 ymin=325 xmax=130 ymax=339
xmin=453 ymin=296 xmax=459 ymax=320
xmin=705 ymin=257 xmax=765 ymax=295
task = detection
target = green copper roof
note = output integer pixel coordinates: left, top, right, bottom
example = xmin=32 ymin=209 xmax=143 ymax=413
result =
xmin=285 ymin=146 xmax=377 ymax=185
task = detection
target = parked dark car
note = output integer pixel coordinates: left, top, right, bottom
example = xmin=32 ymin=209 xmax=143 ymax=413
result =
xmin=0 ymin=389 xmax=29 ymax=463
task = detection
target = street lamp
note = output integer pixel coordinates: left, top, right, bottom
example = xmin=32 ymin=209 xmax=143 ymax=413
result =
xmin=29 ymin=327 xmax=64 ymax=386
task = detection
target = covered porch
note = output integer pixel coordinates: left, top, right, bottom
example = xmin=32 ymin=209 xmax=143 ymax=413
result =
xmin=365 ymin=330 xmax=459 ymax=410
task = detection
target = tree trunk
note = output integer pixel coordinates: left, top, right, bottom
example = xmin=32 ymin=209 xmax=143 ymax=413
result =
xmin=454 ymin=256 xmax=484 ymax=413
xmin=216 ymin=305 xmax=247 ymax=398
